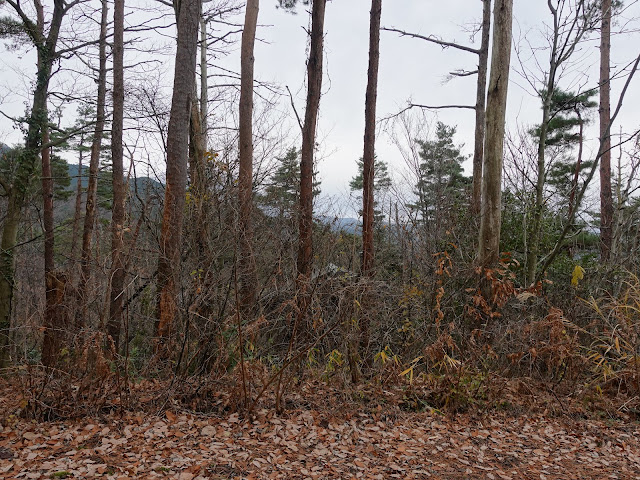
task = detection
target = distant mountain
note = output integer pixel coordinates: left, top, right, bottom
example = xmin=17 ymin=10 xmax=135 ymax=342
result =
xmin=318 ymin=216 xmax=360 ymax=235
xmin=66 ymin=163 xmax=163 ymax=194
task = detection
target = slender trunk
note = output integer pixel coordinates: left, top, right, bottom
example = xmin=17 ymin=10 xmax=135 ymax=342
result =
xmin=477 ymin=0 xmax=512 ymax=267
xmin=155 ymin=0 xmax=201 ymax=343
xmin=471 ymin=0 xmax=491 ymax=216
xmin=527 ymin=100 xmax=550 ymax=285
xmin=567 ymin=109 xmax=584 ymax=220
xmin=200 ymin=16 xmax=208 ymax=139
xmin=361 ymin=0 xmax=381 ymax=277
xmin=0 ymin=0 xmax=65 ymax=367
xmin=357 ymin=0 xmax=382 ymax=378
xmin=599 ymin=0 xmax=613 ymax=262
xmin=0 ymin=190 xmax=21 ymax=368
xmin=41 ymin=128 xmax=65 ymax=367
xmin=238 ymin=0 xmax=259 ymax=314
xmin=78 ymin=0 xmax=108 ymax=328
xmin=297 ymin=0 xmax=327 ymax=285
xmin=70 ymin=135 xmax=85 ymax=261
xmin=108 ymin=0 xmax=126 ymax=350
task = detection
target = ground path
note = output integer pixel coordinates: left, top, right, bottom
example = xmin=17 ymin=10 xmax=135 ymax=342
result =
xmin=1 ymin=407 xmax=639 ymax=479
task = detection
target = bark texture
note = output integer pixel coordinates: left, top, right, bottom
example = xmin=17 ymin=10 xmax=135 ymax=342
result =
xmin=0 ymin=0 xmax=66 ymax=368
xmin=78 ymin=0 xmax=108 ymax=328
xmin=297 ymin=0 xmax=326 ymax=285
xmin=108 ymin=0 xmax=126 ymax=350
xmin=155 ymin=0 xmax=202 ymax=343
xmin=238 ymin=0 xmax=259 ymax=315
xmin=361 ymin=0 xmax=381 ymax=277
xmin=477 ymin=0 xmax=513 ymax=267
xmin=599 ymin=0 xmax=613 ymax=262
xmin=471 ymin=0 xmax=491 ymax=216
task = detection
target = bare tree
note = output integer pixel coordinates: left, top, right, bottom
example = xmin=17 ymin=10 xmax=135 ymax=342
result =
xmin=522 ymin=0 xmax=600 ymax=284
xmin=472 ymin=0 xmax=491 ymax=215
xmin=477 ymin=0 xmax=513 ymax=267
xmin=382 ymin=0 xmax=491 ymax=215
xmin=0 ymin=0 xmax=78 ymax=367
xmin=107 ymin=0 xmax=126 ymax=350
xmin=600 ymin=0 xmax=613 ymax=262
xmin=78 ymin=0 xmax=108 ymax=328
xmin=238 ymin=0 xmax=259 ymax=315
xmin=297 ymin=0 xmax=327 ymax=286
xmin=155 ymin=0 xmax=202 ymax=343
xmin=361 ymin=0 xmax=382 ymax=277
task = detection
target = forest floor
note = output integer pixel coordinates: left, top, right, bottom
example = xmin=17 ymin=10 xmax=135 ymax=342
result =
xmin=1 ymin=378 xmax=640 ymax=480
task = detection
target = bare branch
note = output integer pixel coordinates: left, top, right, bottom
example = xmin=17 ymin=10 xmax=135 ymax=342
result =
xmin=382 ymin=27 xmax=480 ymax=55
xmin=380 ymin=102 xmax=475 ymax=123
xmin=286 ymin=85 xmax=303 ymax=133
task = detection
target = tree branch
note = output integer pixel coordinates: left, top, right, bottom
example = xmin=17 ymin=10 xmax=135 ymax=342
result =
xmin=380 ymin=102 xmax=476 ymax=123
xmin=382 ymin=27 xmax=480 ymax=55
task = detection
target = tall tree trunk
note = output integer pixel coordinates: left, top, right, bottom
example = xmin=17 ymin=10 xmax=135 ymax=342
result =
xmin=238 ymin=0 xmax=259 ymax=315
xmin=527 ymin=97 xmax=550 ymax=285
xmin=0 ymin=189 xmax=22 ymax=368
xmin=155 ymin=0 xmax=201 ymax=343
xmin=70 ymin=133 xmax=86 ymax=262
xmin=78 ymin=0 xmax=108 ymax=328
xmin=297 ymin=0 xmax=327 ymax=285
xmin=41 ymin=128 xmax=69 ymax=367
xmin=355 ymin=0 xmax=382 ymax=379
xmin=200 ymin=16 xmax=208 ymax=139
xmin=471 ymin=0 xmax=491 ymax=216
xmin=599 ymin=0 xmax=613 ymax=262
xmin=477 ymin=0 xmax=513 ymax=267
xmin=361 ymin=0 xmax=381 ymax=277
xmin=108 ymin=0 xmax=126 ymax=350
xmin=0 ymin=0 xmax=65 ymax=367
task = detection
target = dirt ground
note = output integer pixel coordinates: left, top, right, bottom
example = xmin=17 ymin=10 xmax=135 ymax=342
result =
xmin=1 ymin=403 xmax=639 ymax=480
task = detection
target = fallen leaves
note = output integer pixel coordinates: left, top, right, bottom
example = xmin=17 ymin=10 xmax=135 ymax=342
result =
xmin=0 ymin=407 xmax=638 ymax=480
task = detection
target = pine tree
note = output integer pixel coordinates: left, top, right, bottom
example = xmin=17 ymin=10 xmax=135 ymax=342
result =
xmin=413 ymin=122 xmax=470 ymax=226
xmin=349 ymin=156 xmax=391 ymax=225
xmin=262 ymin=147 xmax=320 ymax=216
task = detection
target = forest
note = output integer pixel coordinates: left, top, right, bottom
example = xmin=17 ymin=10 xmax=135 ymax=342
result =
xmin=1 ymin=0 xmax=640 ymax=478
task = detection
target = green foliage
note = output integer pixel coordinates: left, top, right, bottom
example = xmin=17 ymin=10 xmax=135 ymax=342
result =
xmin=261 ymin=146 xmax=320 ymax=215
xmin=531 ymin=89 xmax=597 ymax=148
xmin=0 ymin=145 xmax=71 ymax=200
xmin=349 ymin=155 xmax=392 ymax=225
xmin=411 ymin=122 xmax=470 ymax=223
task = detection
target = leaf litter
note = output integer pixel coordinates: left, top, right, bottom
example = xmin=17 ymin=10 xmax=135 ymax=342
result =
xmin=1 ymin=382 xmax=639 ymax=479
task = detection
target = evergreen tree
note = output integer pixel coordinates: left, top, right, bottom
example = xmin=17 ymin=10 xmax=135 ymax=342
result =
xmin=262 ymin=146 xmax=320 ymax=216
xmin=530 ymin=88 xmax=597 ymax=210
xmin=412 ymin=122 xmax=470 ymax=224
xmin=349 ymin=155 xmax=391 ymax=224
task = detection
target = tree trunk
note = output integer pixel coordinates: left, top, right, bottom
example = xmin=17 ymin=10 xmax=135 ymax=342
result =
xmin=527 ymin=98 xmax=550 ymax=285
xmin=361 ymin=0 xmax=381 ymax=277
xmin=477 ymin=0 xmax=512 ymax=267
xmin=40 ymin=128 xmax=70 ymax=367
xmin=108 ymin=0 xmax=126 ymax=351
xmin=471 ymin=0 xmax=491 ymax=215
xmin=0 ymin=0 xmax=65 ymax=367
xmin=238 ymin=0 xmax=259 ymax=315
xmin=200 ymin=16 xmax=208 ymax=139
xmin=297 ymin=0 xmax=326 ymax=285
xmin=78 ymin=0 xmax=108 ymax=328
xmin=0 ymin=190 xmax=21 ymax=368
xmin=357 ymin=0 xmax=382 ymax=378
xmin=70 ymin=133 xmax=86 ymax=262
xmin=599 ymin=0 xmax=613 ymax=262
xmin=155 ymin=0 xmax=201 ymax=343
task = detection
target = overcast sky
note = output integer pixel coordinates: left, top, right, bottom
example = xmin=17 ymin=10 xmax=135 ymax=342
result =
xmin=254 ymin=0 xmax=640 ymax=207
xmin=1 ymin=0 xmax=639 ymax=214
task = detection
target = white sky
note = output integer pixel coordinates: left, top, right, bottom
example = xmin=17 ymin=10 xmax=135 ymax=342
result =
xmin=253 ymin=0 xmax=640 ymax=205
xmin=1 ymin=0 xmax=640 ymax=214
